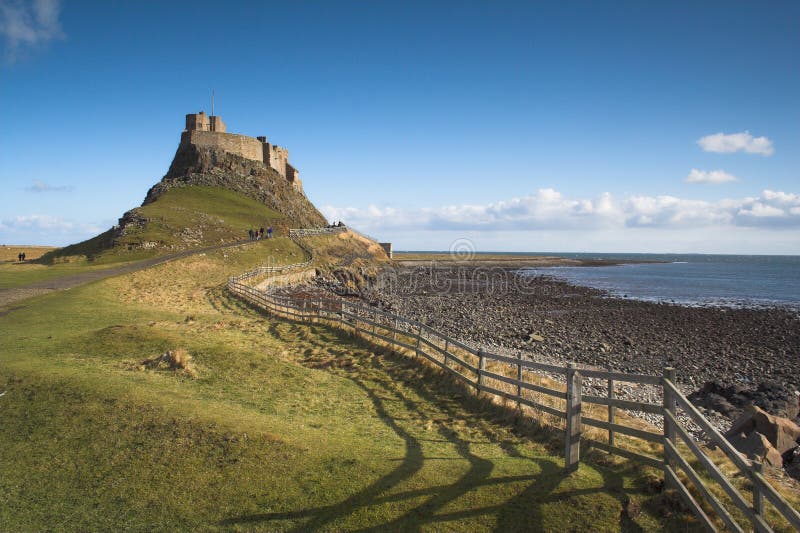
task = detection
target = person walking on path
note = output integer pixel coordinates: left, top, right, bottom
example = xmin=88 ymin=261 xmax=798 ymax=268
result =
xmin=248 ymin=228 xmax=254 ymax=241
xmin=259 ymin=227 xmax=264 ymax=239
xmin=267 ymin=227 xmax=273 ymax=239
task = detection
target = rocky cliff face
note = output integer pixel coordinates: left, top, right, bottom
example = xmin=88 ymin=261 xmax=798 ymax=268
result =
xmin=143 ymin=141 xmax=327 ymax=228
xmin=41 ymin=139 xmax=331 ymax=262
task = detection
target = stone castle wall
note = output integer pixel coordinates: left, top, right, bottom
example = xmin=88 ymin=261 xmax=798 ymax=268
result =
xmin=182 ymin=130 xmax=264 ymax=163
xmin=267 ymin=145 xmax=289 ymax=178
xmin=182 ymin=112 xmax=302 ymax=192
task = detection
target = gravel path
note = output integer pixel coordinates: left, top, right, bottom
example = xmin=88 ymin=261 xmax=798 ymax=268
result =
xmin=0 ymin=239 xmax=257 ymax=311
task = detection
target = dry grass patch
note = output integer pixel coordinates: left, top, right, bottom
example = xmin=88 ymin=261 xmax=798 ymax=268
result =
xmin=136 ymin=348 xmax=198 ymax=378
xmin=0 ymin=245 xmax=56 ymax=262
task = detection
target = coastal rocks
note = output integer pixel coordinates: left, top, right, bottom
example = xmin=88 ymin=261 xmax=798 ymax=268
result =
xmin=784 ymin=448 xmax=800 ymax=480
xmin=727 ymin=431 xmax=784 ymax=467
xmin=688 ymin=381 xmax=799 ymax=421
xmin=723 ymin=406 xmax=800 ymax=474
xmin=362 ymin=264 xmax=800 ymax=450
xmin=369 ymin=266 xmax=800 ymax=397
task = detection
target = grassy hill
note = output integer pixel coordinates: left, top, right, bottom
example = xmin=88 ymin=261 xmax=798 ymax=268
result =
xmin=41 ymin=186 xmax=288 ymax=264
xmin=0 ymin=237 xmax=696 ymax=532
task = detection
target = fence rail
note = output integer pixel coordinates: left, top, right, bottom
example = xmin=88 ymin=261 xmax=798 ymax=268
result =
xmin=289 ymin=227 xmax=347 ymax=238
xmin=226 ymin=247 xmax=800 ymax=532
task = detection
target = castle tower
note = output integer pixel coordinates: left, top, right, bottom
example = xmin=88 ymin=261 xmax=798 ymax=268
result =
xmin=185 ymin=111 xmax=226 ymax=133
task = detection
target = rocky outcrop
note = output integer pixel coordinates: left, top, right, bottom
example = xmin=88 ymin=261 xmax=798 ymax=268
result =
xmin=144 ymin=142 xmax=327 ymax=229
xmin=688 ymin=380 xmax=800 ymax=421
xmin=726 ymin=406 xmax=800 ymax=455
xmin=728 ymin=430 xmax=784 ymax=467
xmin=725 ymin=406 xmax=800 ymax=474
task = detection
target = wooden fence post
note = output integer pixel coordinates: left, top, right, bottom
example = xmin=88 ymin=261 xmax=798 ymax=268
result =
xmin=565 ymin=362 xmax=582 ymax=473
xmin=752 ymin=459 xmax=764 ymax=518
xmin=392 ymin=317 xmax=398 ymax=342
xmin=414 ymin=324 xmax=423 ymax=358
xmin=663 ymin=366 xmax=677 ymax=489
xmin=443 ymin=339 xmax=450 ymax=368
xmin=516 ymin=351 xmax=523 ymax=411
xmin=478 ymin=349 xmax=487 ymax=391
xmin=373 ymin=308 xmax=377 ymax=335
xmin=608 ymin=378 xmax=615 ymax=447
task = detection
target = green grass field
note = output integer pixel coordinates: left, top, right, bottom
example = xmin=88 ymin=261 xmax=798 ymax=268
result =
xmin=0 ymin=237 xmax=700 ymax=531
xmin=41 ymin=186 xmax=287 ymax=265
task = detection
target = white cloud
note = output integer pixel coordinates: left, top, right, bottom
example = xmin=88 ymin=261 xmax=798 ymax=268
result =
xmin=737 ymin=202 xmax=784 ymax=218
xmin=322 ymin=188 xmax=800 ymax=234
xmin=685 ymin=169 xmax=738 ymax=184
xmin=697 ymin=131 xmax=774 ymax=156
xmin=0 ymin=0 xmax=64 ymax=62
xmin=0 ymin=214 xmax=100 ymax=234
xmin=25 ymin=179 xmax=73 ymax=192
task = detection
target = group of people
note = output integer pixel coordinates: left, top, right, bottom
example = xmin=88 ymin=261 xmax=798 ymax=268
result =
xmin=248 ymin=226 xmax=272 ymax=241
xmin=17 ymin=252 xmax=26 ymax=262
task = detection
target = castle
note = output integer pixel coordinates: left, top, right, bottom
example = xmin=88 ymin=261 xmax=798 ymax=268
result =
xmin=182 ymin=111 xmax=302 ymax=191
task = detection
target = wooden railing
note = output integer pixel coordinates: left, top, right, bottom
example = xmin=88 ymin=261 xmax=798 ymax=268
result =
xmin=226 ymin=257 xmax=800 ymax=532
xmin=288 ymin=227 xmax=347 ymax=238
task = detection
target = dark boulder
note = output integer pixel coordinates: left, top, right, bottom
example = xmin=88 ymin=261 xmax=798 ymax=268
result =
xmin=689 ymin=380 xmax=799 ymax=421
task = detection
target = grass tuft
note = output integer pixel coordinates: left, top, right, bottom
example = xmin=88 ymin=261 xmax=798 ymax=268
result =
xmin=137 ymin=348 xmax=197 ymax=378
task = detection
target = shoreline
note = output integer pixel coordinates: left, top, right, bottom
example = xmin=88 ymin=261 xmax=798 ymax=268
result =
xmin=518 ymin=269 xmax=800 ymax=313
xmin=363 ymin=264 xmax=800 ymax=412
xmin=392 ymin=252 xmax=664 ymax=269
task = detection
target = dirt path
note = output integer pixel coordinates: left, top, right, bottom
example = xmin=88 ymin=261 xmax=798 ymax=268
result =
xmin=0 ymin=240 xmax=257 ymax=312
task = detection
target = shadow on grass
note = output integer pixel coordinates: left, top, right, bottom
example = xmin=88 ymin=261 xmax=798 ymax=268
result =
xmin=220 ymin=309 xmax=654 ymax=531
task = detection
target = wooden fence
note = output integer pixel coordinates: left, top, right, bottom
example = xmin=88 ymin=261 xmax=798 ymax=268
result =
xmin=227 ymin=261 xmax=800 ymax=532
xmin=288 ymin=227 xmax=347 ymax=238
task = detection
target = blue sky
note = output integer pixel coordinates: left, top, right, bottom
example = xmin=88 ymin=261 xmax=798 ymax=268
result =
xmin=1 ymin=1 xmax=798 ymax=253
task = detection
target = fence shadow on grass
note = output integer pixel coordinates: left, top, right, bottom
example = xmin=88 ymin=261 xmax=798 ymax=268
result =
xmin=219 ymin=323 xmax=654 ymax=531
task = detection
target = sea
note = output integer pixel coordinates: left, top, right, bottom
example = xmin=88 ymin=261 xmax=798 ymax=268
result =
xmin=516 ymin=253 xmax=800 ymax=310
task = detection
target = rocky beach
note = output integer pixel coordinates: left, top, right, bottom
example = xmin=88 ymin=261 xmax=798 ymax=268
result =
xmin=356 ymin=264 xmax=800 ymax=425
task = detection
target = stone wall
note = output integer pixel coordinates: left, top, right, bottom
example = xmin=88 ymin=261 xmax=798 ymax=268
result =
xmin=266 ymin=145 xmax=289 ymax=178
xmin=186 ymin=113 xmax=210 ymax=131
xmin=186 ymin=112 xmax=225 ymax=132
xmin=286 ymin=163 xmax=302 ymax=191
xmin=182 ymin=130 xmax=264 ymax=163
xmin=181 ymin=115 xmax=302 ymax=192
xmin=209 ymin=115 xmax=226 ymax=133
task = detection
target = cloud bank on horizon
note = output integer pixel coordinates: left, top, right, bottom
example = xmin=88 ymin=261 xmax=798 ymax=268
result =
xmin=323 ymin=188 xmax=800 ymax=234
xmin=0 ymin=214 xmax=101 ymax=236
